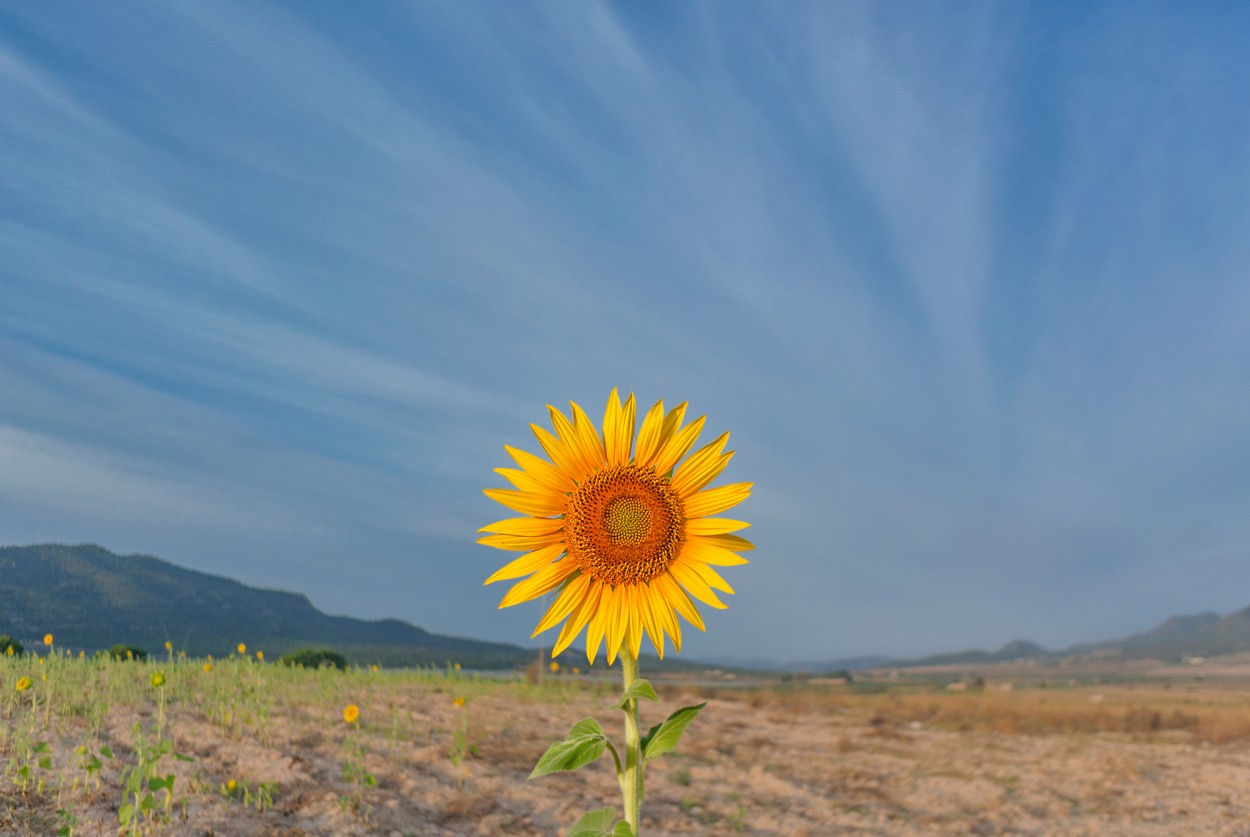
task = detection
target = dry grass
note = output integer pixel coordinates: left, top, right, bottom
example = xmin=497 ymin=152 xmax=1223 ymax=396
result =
xmin=661 ymin=680 xmax=1250 ymax=744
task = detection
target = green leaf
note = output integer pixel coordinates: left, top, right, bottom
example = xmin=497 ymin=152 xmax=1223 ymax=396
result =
xmin=174 ymin=752 xmax=196 ymax=762
xmin=100 ymin=745 xmax=114 ymax=759
xmin=118 ymin=803 xmax=134 ymax=824
xmin=567 ymin=807 xmax=625 ymax=837
xmin=642 ymin=702 xmax=706 ymax=761
xmin=528 ymin=717 xmax=609 ymax=779
xmin=613 ymin=823 xmax=636 ymax=837
xmin=139 ymin=793 xmax=155 ymax=812
xmin=615 ymin=679 xmax=660 ymax=709
xmin=32 ymin=742 xmax=49 ymax=754
xmin=38 ymin=756 xmax=52 ymax=770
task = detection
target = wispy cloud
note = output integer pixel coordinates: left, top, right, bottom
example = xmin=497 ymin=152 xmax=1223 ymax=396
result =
xmin=2 ymin=3 xmax=1249 ymax=660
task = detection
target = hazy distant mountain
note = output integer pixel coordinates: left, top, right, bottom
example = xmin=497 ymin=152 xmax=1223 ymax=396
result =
xmin=895 ymin=612 xmax=1245 ymax=668
xmin=0 ymin=544 xmax=531 ymax=667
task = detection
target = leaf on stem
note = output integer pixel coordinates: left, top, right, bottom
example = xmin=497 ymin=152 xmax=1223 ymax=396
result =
xmin=567 ymin=807 xmax=634 ymax=837
xmin=615 ymin=678 xmax=660 ymax=710
xmin=529 ymin=717 xmax=610 ymax=779
xmin=642 ymin=702 xmax=706 ymax=761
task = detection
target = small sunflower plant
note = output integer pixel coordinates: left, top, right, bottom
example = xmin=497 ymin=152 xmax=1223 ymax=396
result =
xmin=480 ymin=389 xmax=752 ymax=836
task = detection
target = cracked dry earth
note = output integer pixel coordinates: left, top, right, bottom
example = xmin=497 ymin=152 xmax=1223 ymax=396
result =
xmin=6 ymin=680 xmax=1250 ymax=836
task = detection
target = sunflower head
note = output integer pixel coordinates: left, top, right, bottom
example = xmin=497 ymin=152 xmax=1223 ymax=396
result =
xmin=343 ymin=704 xmax=360 ymax=725
xmin=480 ymin=389 xmax=753 ymax=666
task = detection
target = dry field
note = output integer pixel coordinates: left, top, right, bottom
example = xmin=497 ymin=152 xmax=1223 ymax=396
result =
xmin=5 ymin=653 xmax=1250 ymax=835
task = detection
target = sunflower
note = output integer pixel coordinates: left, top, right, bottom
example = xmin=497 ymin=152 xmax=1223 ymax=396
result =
xmin=480 ymin=389 xmax=752 ymax=665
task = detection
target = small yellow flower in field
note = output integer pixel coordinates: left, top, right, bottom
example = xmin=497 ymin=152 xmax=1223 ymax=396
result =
xmin=256 ymin=650 xmax=264 ymax=661
xmin=165 ymin=641 xmax=172 ymax=652
xmin=16 ymin=676 xmax=32 ymax=691
xmin=572 ymin=667 xmax=581 ymax=675
xmin=126 ymin=649 xmax=133 ymax=659
xmin=370 ymin=664 xmax=379 ymax=673
xmin=5 ymin=646 xmax=12 ymax=656
xmin=343 ymin=704 xmax=360 ymax=725
xmin=151 ymin=672 xmax=166 ymax=687
xmin=43 ymin=634 xmax=53 ymax=646
xmin=207 ymin=654 xmax=213 ymax=660
xmin=453 ymin=662 xmax=461 ymax=671
xmin=38 ymin=657 xmax=44 ymax=665
xmin=454 ymin=696 xmax=466 ymax=709
xmin=203 ymin=662 xmax=214 ymax=672
xmin=226 ymin=779 xmax=237 ymax=792
xmin=549 ymin=661 xmax=560 ymax=673
xmin=79 ymin=651 xmax=85 ymax=658
xmin=237 ymin=643 xmax=246 ymax=655
xmin=41 ymin=672 xmax=46 ymax=681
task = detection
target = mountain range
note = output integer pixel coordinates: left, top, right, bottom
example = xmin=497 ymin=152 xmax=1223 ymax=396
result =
xmin=796 ymin=610 xmax=1250 ymax=671
xmin=0 ymin=544 xmax=532 ymax=667
xmin=6 ymin=543 xmax=1250 ymax=671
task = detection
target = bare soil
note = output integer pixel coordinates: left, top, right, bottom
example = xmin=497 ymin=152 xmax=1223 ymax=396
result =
xmin=5 ymin=679 xmax=1250 ymax=836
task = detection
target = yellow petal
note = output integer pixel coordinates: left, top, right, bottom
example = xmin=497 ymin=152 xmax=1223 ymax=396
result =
xmin=499 ymin=559 xmax=577 ymax=608
xmin=483 ymin=487 xmax=565 ymax=517
xmin=670 ymin=433 xmax=731 ymax=496
xmin=685 ymin=518 xmax=750 ymax=535
xmin=655 ymin=573 xmax=706 ymax=632
xmin=690 ymin=561 xmax=734 ymax=595
xmin=506 ymin=445 xmax=575 ymax=494
xmin=603 ymin=388 xmax=622 ymax=466
xmin=478 ymin=517 xmax=565 ymax=536
xmin=626 ymin=586 xmax=643 ymax=659
xmin=532 ymin=573 xmax=590 ymax=635
xmin=683 ymin=482 xmax=752 ymax=518
xmin=603 ymin=389 xmax=636 ymax=467
xmin=668 ymin=560 xmax=728 ymax=609
xmin=477 ymin=532 xmax=565 ymax=552
xmin=632 ymin=399 xmax=667 ymax=467
xmin=658 ymin=402 xmax=689 ymax=452
xmin=584 ymin=586 xmax=611 ymax=665
xmin=652 ymin=414 xmax=706 ymax=476
xmin=530 ymin=424 xmax=584 ymax=479
xmin=484 ymin=544 xmax=566 ymax=584
xmin=549 ymin=405 xmax=597 ymax=477
xmin=569 ymin=400 xmax=607 ymax=472
xmin=637 ymin=584 xmax=665 ymax=659
xmin=682 ymin=536 xmax=751 ymax=566
xmin=553 ymin=581 xmax=602 ymax=658
xmin=605 ymin=586 xmax=627 ymax=666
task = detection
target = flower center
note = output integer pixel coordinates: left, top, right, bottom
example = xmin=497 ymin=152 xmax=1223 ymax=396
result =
xmin=565 ymin=464 xmax=684 ymax=586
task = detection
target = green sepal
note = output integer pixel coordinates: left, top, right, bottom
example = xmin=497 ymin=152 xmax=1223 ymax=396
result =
xmin=642 ymin=702 xmax=706 ymax=761
xmin=529 ymin=717 xmax=609 ymax=779
xmin=568 ymin=807 xmax=633 ymax=837
xmin=615 ymin=678 xmax=659 ymax=709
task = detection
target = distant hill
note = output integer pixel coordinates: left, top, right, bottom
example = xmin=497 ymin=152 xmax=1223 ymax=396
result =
xmin=894 ymin=611 xmax=1250 ymax=668
xmin=0 ymin=544 xmax=532 ymax=667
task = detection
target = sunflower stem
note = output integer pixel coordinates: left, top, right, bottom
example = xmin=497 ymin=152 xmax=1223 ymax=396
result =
xmin=621 ymin=648 xmax=644 ymax=834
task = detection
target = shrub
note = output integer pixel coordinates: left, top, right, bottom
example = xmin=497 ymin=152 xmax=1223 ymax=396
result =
xmin=101 ymin=644 xmax=148 ymax=661
xmin=0 ymin=635 xmax=23 ymax=655
xmin=279 ymin=648 xmax=348 ymax=671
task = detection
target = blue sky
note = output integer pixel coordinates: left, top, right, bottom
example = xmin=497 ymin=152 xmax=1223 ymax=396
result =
xmin=2 ymin=2 xmax=1249 ymax=664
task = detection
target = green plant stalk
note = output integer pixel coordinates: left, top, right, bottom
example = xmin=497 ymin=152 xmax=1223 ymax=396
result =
xmin=621 ymin=649 xmax=643 ymax=834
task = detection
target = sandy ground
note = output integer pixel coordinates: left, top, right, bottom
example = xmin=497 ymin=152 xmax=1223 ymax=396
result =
xmin=6 ymin=680 xmax=1250 ymax=836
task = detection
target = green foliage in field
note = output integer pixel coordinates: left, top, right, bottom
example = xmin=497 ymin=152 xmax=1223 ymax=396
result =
xmin=280 ymin=648 xmax=349 ymax=670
